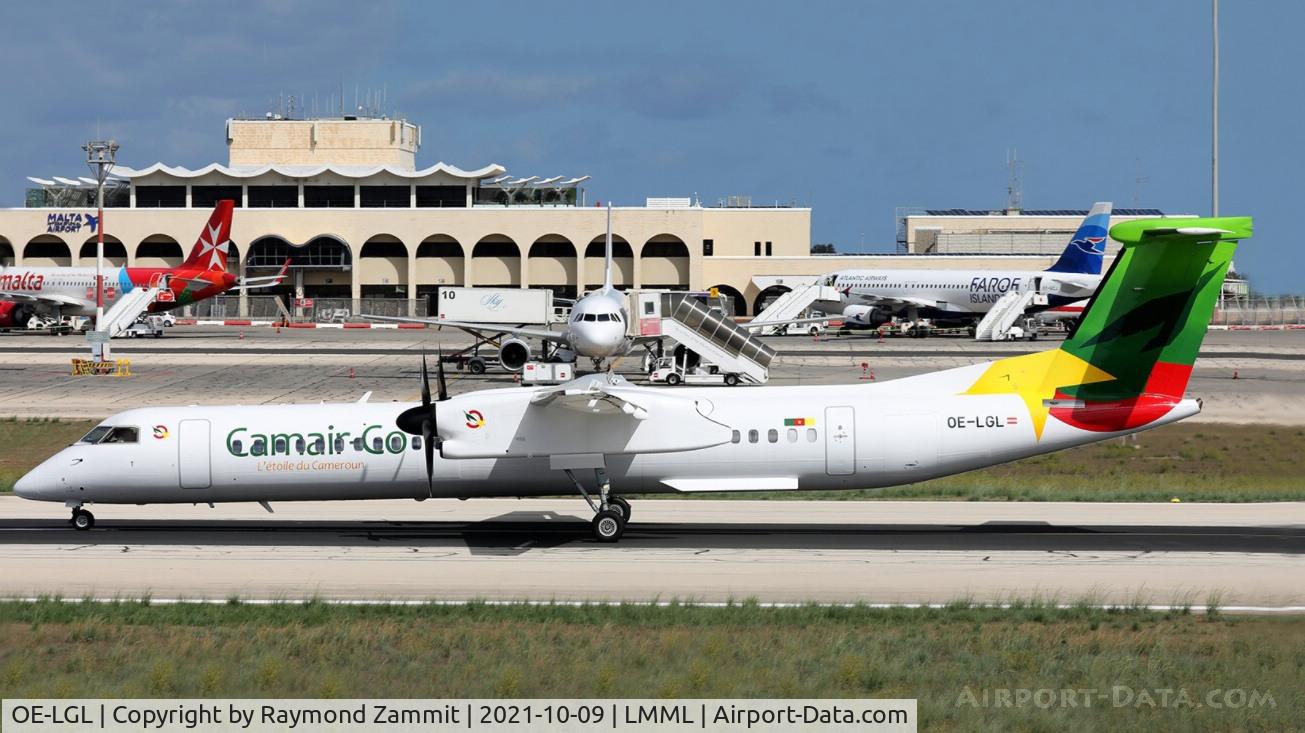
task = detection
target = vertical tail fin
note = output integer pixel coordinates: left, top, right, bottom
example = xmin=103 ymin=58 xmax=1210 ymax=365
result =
xmin=1045 ymin=202 xmax=1112 ymax=275
xmin=181 ymin=200 xmax=234 ymax=271
xmin=964 ymin=216 xmax=1251 ymax=438
xmin=603 ymin=202 xmax=614 ymax=290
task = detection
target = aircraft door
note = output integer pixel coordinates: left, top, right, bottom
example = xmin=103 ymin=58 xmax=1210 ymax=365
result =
xmin=638 ymin=292 xmax=662 ymax=336
xmin=824 ymin=406 xmax=855 ymax=476
xmin=178 ymin=419 xmax=212 ymax=489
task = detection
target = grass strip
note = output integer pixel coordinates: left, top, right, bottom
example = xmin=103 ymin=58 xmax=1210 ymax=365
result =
xmin=0 ymin=599 xmax=1300 ymax=730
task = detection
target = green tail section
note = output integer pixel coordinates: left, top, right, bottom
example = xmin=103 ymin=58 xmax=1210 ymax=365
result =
xmin=1059 ymin=216 xmax=1252 ymax=401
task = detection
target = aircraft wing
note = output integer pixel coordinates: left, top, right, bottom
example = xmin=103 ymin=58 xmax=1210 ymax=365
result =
xmin=0 ymin=292 xmax=88 ymax=308
xmin=529 ymin=374 xmax=654 ymax=419
xmin=363 ymin=314 xmax=572 ymax=345
xmin=850 ymin=294 xmax=939 ymax=310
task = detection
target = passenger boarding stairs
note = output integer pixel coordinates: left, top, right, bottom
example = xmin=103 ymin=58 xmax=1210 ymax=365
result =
xmin=973 ymin=286 xmax=1047 ymax=341
xmin=102 ymin=275 xmax=168 ymax=338
xmin=639 ymin=292 xmax=774 ymax=384
xmin=749 ymin=283 xmax=842 ymax=335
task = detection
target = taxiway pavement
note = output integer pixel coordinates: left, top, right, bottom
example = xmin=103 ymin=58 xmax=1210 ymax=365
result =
xmin=0 ymin=328 xmax=1301 ymax=423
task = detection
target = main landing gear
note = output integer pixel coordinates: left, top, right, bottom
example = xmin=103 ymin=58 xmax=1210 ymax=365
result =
xmin=564 ymin=467 xmax=630 ymax=542
xmin=69 ymin=505 xmax=95 ymax=530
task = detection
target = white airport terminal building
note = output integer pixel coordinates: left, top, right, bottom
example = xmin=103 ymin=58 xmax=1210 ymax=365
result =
xmin=2 ymin=114 xmax=1186 ymax=317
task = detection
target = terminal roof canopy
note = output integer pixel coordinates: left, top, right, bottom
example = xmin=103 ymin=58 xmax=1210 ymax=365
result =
xmin=106 ymin=162 xmax=507 ymax=182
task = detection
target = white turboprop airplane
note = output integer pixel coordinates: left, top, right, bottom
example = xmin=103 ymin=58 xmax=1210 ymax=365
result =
xmin=14 ymin=215 xmax=1250 ymax=541
xmin=817 ymin=202 xmax=1113 ymax=334
xmin=367 ymin=205 xmax=817 ymax=370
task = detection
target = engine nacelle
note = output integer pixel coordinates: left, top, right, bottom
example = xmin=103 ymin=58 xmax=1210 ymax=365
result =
xmin=498 ymin=338 xmax=532 ymax=371
xmin=0 ymin=301 xmax=31 ymax=328
xmin=841 ymin=304 xmax=890 ymax=329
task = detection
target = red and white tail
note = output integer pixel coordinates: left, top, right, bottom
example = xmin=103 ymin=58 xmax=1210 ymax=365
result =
xmin=181 ymin=200 xmax=234 ymax=271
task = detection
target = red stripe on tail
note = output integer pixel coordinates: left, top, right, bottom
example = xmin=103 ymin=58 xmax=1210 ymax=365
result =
xmin=1049 ymin=362 xmax=1194 ymax=433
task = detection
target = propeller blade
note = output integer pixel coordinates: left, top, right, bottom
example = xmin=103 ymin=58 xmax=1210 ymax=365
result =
xmin=420 ymin=351 xmax=431 ymax=408
xmin=422 ymin=417 xmax=435 ymax=497
xmin=436 ymin=343 xmax=449 ymax=401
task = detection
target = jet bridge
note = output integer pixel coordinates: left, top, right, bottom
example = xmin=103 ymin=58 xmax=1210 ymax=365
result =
xmin=748 ymin=282 xmax=842 ymax=334
xmin=637 ymin=292 xmax=773 ymax=384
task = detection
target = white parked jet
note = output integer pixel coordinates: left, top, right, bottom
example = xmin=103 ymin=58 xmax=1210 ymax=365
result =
xmin=15 ymin=216 xmax=1250 ymax=541
xmin=818 ymin=203 xmax=1113 ymax=333
xmin=367 ymin=205 xmax=817 ymax=370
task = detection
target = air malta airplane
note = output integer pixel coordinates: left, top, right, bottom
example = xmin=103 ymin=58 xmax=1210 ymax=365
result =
xmin=15 ymin=214 xmax=1249 ymax=541
xmin=0 ymin=200 xmax=287 ymax=328
xmin=818 ymin=202 xmax=1112 ymax=333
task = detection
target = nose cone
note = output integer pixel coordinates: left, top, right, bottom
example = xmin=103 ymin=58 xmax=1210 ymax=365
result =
xmin=573 ymin=324 xmax=625 ymax=357
xmin=13 ymin=464 xmax=43 ymax=499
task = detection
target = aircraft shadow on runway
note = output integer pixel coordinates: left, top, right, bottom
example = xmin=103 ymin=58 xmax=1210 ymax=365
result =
xmin=1 ymin=511 xmax=1301 ymax=557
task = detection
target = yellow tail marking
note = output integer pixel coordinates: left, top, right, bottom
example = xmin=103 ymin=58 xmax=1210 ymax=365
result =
xmin=963 ymin=350 xmax=1114 ymax=439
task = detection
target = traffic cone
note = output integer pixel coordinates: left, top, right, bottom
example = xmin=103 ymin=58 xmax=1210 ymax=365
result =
xmin=348 ymin=367 xmax=355 ymax=379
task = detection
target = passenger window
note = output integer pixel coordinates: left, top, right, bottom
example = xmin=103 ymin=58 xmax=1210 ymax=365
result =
xmin=372 ymin=436 xmax=383 ymax=452
xmin=787 ymin=429 xmax=798 ymax=443
xmin=731 ymin=430 xmax=741 ymax=444
xmin=767 ymin=429 xmax=778 ymax=443
xmin=412 ymin=436 xmax=423 ymax=450
xmin=748 ymin=429 xmax=759 ymax=444
xmin=273 ymin=436 xmax=288 ymax=454
xmin=230 ymin=439 xmax=243 ymax=453
xmin=251 ymin=437 xmax=267 ymax=455
xmin=333 ymin=436 xmax=345 ymax=453
xmin=294 ymin=437 xmax=307 ymax=454
xmin=352 ymin=437 xmax=365 ymax=452
xmin=79 ymin=426 xmax=112 ymax=444
xmin=387 ymin=433 xmax=405 ymax=453
xmin=101 ymin=427 xmax=138 ymax=444
xmin=806 ymin=428 xmax=817 ymax=443
xmin=311 ymin=436 xmax=326 ymax=453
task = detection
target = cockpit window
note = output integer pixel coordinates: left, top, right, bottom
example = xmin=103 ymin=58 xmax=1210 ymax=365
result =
xmin=79 ymin=426 xmax=112 ymax=444
xmin=82 ymin=426 xmax=138 ymax=444
xmin=583 ymin=313 xmax=598 ymax=321
xmin=596 ymin=313 xmax=611 ymax=321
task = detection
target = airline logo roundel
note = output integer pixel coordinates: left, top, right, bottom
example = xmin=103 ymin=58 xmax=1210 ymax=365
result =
xmin=464 ymin=410 xmax=485 ymax=429
xmin=152 ymin=425 xmax=169 ymax=439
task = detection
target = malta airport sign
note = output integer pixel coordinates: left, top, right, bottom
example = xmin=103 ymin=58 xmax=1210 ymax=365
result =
xmin=46 ymin=212 xmax=99 ymax=234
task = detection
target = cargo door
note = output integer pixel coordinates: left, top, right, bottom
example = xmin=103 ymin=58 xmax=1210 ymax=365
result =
xmin=824 ymin=406 xmax=855 ymax=476
xmin=178 ymin=419 xmax=211 ymax=489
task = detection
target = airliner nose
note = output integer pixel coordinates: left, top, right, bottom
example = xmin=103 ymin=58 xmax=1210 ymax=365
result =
xmin=13 ymin=467 xmax=40 ymax=499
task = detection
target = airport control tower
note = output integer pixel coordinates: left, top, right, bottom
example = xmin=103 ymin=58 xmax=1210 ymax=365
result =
xmin=226 ymin=115 xmax=421 ymax=169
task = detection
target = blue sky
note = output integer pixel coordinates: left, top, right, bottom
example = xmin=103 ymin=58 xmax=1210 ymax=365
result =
xmin=1 ymin=1 xmax=1298 ymax=292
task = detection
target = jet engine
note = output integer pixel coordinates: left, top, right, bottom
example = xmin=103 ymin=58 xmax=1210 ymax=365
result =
xmin=0 ymin=302 xmax=31 ymax=328
xmin=498 ymin=338 xmax=532 ymax=371
xmin=841 ymin=304 xmax=890 ymax=329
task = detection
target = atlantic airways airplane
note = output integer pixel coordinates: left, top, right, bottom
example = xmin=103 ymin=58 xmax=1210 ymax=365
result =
xmin=15 ymin=215 xmax=1250 ymax=541
xmin=0 ymin=201 xmax=287 ymax=328
xmin=818 ymin=202 xmax=1112 ymax=333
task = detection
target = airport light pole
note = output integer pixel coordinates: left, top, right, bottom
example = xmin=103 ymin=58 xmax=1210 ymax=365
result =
xmin=84 ymin=139 xmax=118 ymax=361
xmin=1212 ymin=0 xmax=1219 ymax=217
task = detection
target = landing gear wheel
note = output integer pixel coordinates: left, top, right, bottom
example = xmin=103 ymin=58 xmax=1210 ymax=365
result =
xmin=608 ymin=496 xmax=632 ymax=521
xmin=71 ymin=508 xmax=94 ymax=531
xmin=665 ymin=373 xmax=682 ymax=386
xmin=468 ymin=358 xmax=487 ymax=375
xmin=591 ymin=510 xmax=625 ymax=542
xmin=724 ymin=373 xmax=740 ymax=386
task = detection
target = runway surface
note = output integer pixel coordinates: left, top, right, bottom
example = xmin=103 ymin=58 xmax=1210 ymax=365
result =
xmin=2 ymin=498 xmax=1301 ymax=607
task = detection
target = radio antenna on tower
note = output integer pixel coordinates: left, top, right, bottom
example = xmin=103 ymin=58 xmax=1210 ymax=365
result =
xmin=1006 ymin=149 xmax=1024 ymax=212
